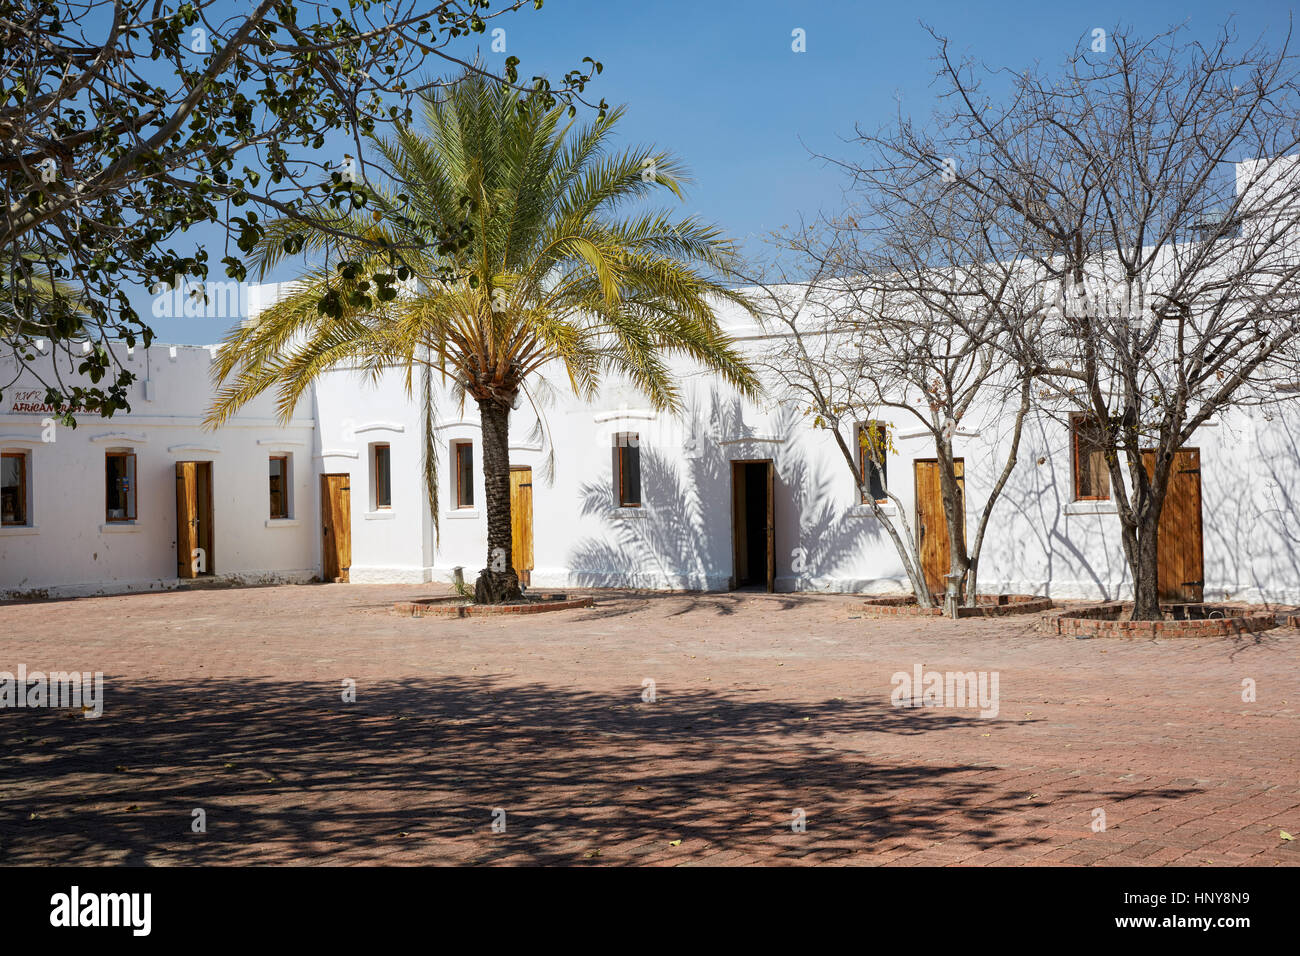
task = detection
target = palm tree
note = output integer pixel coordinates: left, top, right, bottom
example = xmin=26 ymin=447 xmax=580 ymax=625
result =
xmin=1 ymin=251 xmax=88 ymax=340
xmin=206 ymin=73 xmax=759 ymax=602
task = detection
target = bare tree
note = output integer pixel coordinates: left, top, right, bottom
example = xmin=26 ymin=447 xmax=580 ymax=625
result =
xmin=747 ymin=250 xmax=934 ymax=605
xmin=748 ymin=168 xmax=1043 ymax=615
xmin=881 ymin=22 xmax=1300 ymax=618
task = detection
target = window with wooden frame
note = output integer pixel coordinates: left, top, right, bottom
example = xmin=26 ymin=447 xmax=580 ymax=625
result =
xmin=373 ymin=444 xmax=391 ymax=510
xmin=613 ymin=432 xmax=641 ymax=507
xmin=452 ymin=441 xmax=474 ymax=508
xmin=857 ymin=421 xmax=889 ymax=503
xmin=268 ymin=455 xmax=290 ymax=519
xmin=1071 ymin=415 xmax=1111 ymax=501
xmin=1 ymin=451 xmax=29 ymax=526
xmin=105 ymin=451 xmax=137 ymax=521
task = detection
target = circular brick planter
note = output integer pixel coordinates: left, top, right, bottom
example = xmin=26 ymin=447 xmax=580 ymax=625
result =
xmin=394 ymin=592 xmax=594 ymax=618
xmin=860 ymin=594 xmax=1053 ymax=618
xmin=1040 ymin=602 xmax=1280 ymax=638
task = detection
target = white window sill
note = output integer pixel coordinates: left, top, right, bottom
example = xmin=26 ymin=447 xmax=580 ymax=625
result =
xmin=0 ymin=524 xmax=38 ymax=536
xmin=100 ymin=522 xmax=142 ymax=533
xmin=1064 ymin=500 xmax=1118 ymax=516
xmin=613 ymin=507 xmax=648 ymax=519
xmin=444 ymin=509 xmax=480 ymax=519
xmin=849 ymin=504 xmax=897 ymax=518
xmin=363 ymin=511 xmax=396 ymax=521
xmin=265 ymin=518 xmax=300 ymax=528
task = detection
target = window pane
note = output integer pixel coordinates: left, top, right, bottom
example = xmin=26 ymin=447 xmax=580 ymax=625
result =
xmin=868 ymin=460 xmax=887 ymax=501
xmin=1 ymin=455 xmax=25 ymax=526
xmin=106 ymin=455 xmax=126 ymax=519
xmin=125 ymin=454 xmax=136 ymax=520
xmin=269 ymin=457 xmax=286 ymax=518
xmin=456 ymin=444 xmax=473 ymax=507
xmin=618 ymin=434 xmax=641 ymax=506
xmin=1083 ymin=447 xmax=1110 ymax=498
xmin=1074 ymin=419 xmax=1111 ymax=499
xmin=375 ymin=446 xmax=391 ymax=509
xmin=860 ymin=424 xmax=888 ymax=502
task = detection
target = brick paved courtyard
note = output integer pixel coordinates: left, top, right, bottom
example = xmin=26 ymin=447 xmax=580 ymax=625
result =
xmin=2 ymin=584 xmax=1298 ymax=866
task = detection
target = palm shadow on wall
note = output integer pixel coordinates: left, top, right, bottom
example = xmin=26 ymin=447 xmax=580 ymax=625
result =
xmin=566 ymin=392 xmax=890 ymax=593
xmin=0 ymin=674 xmax=1198 ymax=865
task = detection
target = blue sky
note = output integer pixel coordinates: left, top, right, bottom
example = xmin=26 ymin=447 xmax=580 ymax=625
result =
xmin=148 ymin=0 xmax=1297 ymax=343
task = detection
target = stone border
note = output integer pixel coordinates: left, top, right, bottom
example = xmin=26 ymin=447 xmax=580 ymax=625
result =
xmin=860 ymin=594 xmax=1053 ymax=618
xmin=394 ymin=593 xmax=595 ymax=618
xmin=1039 ymin=602 xmax=1280 ymax=638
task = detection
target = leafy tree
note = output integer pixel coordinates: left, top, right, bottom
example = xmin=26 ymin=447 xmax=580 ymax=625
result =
xmin=205 ymin=73 xmax=758 ymax=602
xmin=1 ymin=0 xmax=602 ymax=419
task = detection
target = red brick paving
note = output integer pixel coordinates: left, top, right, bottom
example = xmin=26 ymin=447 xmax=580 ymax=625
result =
xmin=1 ymin=584 xmax=1297 ymax=866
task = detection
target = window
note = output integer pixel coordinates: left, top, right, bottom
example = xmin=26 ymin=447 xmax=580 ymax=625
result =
xmin=373 ymin=444 xmax=391 ymax=509
xmin=269 ymin=455 xmax=290 ymax=519
xmin=613 ymin=432 xmax=641 ymax=507
xmin=858 ymin=421 xmax=889 ymax=503
xmin=1072 ymin=415 xmax=1111 ymax=501
xmin=453 ymin=441 xmax=474 ymax=508
xmin=1 ymin=452 xmax=28 ymax=526
xmin=105 ymin=451 xmax=137 ymax=521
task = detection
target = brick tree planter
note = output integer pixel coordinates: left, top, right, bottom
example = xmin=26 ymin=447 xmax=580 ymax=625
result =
xmin=860 ymin=594 xmax=1053 ymax=618
xmin=394 ymin=593 xmax=595 ymax=618
xmin=1040 ymin=602 xmax=1280 ymax=638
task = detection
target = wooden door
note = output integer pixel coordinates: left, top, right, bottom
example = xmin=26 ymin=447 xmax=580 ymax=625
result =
xmin=195 ymin=462 xmax=213 ymax=574
xmin=764 ymin=460 xmax=775 ymax=593
xmin=731 ymin=461 xmax=748 ymax=587
xmin=1142 ymin=448 xmax=1204 ymax=602
xmin=510 ymin=467 xmax=534 ymax=587
xmin=176 ymin=461 xmax=198 ymax=579
xmin=320 ymin=473 xmax=351 ymax=583
xmin=914 ymin=458 xmax=965 ymax=598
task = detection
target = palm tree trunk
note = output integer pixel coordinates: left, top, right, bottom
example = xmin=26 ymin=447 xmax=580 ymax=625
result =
xmin=473 ymin=395 xmax=522 ymax=604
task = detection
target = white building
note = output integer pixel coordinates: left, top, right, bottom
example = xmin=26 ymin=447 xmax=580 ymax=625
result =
xmin=3 ymin=297 xmax=1299 ymax=604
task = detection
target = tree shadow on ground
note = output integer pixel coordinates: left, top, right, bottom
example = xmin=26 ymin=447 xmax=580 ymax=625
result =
xmin=0 ymin=675 xmax=1195 ymax=865
xmin=565 ymin=588 xmax=836 ymax=621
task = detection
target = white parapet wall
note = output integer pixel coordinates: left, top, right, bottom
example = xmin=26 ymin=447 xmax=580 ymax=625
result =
xmin=4 ymin=315 xmax=1300 ymax=604
xmin=1 ymin=345 xmax=319 ymax=599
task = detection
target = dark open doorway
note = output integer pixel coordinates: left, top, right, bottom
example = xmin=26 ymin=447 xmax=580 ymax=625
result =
xmin=731 ymin=459 xmax=775 ymax=592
